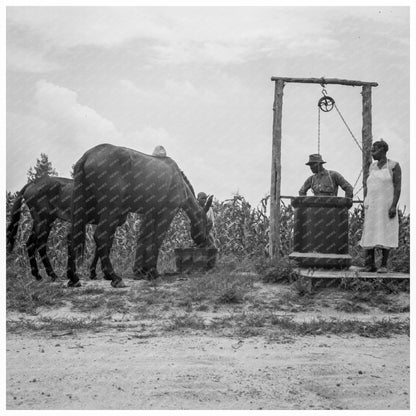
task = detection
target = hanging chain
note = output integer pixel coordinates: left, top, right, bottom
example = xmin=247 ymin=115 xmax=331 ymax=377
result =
xmin=317 ymin=105 xmax=321 ymax=154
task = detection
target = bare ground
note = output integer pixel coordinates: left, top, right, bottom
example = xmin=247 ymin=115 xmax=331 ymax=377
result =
xmin=6 ymin=274 xmax=410 ymax=410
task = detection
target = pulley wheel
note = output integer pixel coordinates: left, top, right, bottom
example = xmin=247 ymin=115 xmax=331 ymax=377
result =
xmin=318 ymin=95 xmax=335 ymax=112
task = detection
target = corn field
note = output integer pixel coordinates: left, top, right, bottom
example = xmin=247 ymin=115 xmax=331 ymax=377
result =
xmin=6 ymin=193 xmax=410 ymax=276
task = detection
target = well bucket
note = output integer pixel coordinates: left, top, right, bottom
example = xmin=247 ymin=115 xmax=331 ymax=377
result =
xmin=289 ymin=196 xmax=353 ymax=268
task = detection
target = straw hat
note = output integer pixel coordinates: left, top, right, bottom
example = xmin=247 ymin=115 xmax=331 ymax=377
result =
xmin=306 ymin=154 xmax=326 ymax=165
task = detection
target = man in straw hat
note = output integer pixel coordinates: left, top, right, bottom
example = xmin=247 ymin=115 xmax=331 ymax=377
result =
xmin=299 ymin=154 xmax=353 ymax=198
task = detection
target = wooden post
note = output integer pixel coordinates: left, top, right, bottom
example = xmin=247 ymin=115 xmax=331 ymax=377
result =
xmin=269 ymin=79 xmax=284 ymax=262
xmin=362 ymin=85 xmax=373 ymax=193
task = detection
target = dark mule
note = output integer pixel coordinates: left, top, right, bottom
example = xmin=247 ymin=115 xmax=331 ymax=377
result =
xmin=68 ymin=143 xmax=212 ymax=288
xmin=7 ymin=177 xmax=100 ymax=281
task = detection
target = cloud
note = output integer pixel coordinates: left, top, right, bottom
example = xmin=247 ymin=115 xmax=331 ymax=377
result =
xmin=119 ymin=77 xmax=218 ymax=105
xmin=33 ymin=80 xmax=121 ymax=144
xmin=151 ymin=40 xmax=249 ymax=66
xmin=7 ymin=46 xmax=60 ymax=73
xmin=8 ymin=7 xmax=407 ymax=71
xmin=7 ymin=81 xmax=123 ymax=191
xmin=5 ymin=7 xmax=348 ymax=68
xmin=119 ymin=79 xmax=142 ymax=95
xmin=122 ymin=127 xmax=177 ymax=156
xmin=7 ymin=7 xmax=172 ymax=49
xmin=164 ymin=79 xmax=217 ymax=103
xmin=6 ymin=111 xmax=58 ymax=190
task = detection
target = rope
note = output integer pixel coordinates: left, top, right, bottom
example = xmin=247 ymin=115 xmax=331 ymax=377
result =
xmin=353 ymin=185 xmax=364 ymax=200
xmin=352 ymin=168 xmax=364 ymax=198
xmin=353 ymin=168 xmax=363 ymax=189
xmin=334 ymin=103 xmax=362 ymax=152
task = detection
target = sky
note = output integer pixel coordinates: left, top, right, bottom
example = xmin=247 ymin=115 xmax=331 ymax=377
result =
xmin=5 ymin=5 xmax=412 ymax=210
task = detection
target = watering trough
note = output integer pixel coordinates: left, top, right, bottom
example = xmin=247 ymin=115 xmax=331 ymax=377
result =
xmin=174 ymin=247 xmax=218 ymax=273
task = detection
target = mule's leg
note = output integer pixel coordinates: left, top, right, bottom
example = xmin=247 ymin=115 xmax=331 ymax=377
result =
xmin=151 ymin=211 xmax=177 ymax=277
xmin=133 ymin=211 xmax=176 ymax=280
xmin=37 ymin=220 xmax=59 ymax=281
xmin=89 ymin=246 xmax=100 ymax=280
xmin=66 ymin=231 xmax=81 ymax=287
xmin=26 ymin=227 xmax=42 ymax=281
xmin=133 ymin=214 xmax=156 ymax=279
xmin=94 ymin=218 xmax=126 ymax=288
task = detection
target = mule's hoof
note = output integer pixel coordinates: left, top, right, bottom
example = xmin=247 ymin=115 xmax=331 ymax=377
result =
xmin=103 ymin=275 xmax=113 ymax=281
xmin=66 ymin=280 xmax=81 ymax=288
xmin=89 ymin=273 xmax=98 ymax=280
xmin=111 ymin=279 xmax=127 ymax=288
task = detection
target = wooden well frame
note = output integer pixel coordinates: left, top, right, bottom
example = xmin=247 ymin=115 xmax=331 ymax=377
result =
xmin=269 ymin=77 xmax=378 ymax=262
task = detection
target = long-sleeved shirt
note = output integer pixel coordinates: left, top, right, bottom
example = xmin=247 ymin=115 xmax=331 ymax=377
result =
xmin=299 ymin=168 xmax=353 ymax=198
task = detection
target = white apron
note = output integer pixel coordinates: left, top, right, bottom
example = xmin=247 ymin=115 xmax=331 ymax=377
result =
xmin=360 ymin=160 xmax=399 ymax=248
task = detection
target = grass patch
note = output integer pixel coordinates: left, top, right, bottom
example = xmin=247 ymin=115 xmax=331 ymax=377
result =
xmin=205 ymin=313 xmax=410 ymax=339
xmin=7 ymin=316 xmax=105 ymax=333
xmin=270 ymin=316 xmax=409 ymax=338
xmin=335 ymin=300 xmax=370 ymax=313
xmin=258 ymin=257 xmax=299 ymax=284
xmin=7 ymin=273 xmax=67 ymax=315
xmin=217 ymin=287 xmax=244 ymax=304
xmin=178 ymin=271 xmax=256 ymax=305
xmin=379 ymin=304 xmax=410 ymax=313
xmin=77 ymin=286 xmax=107 ymax=296
xmin=105 ymin=295 xmax=131 ymax=313
xmin=165 ymin=313 xmax=207 ymax=331
xmin=340 ymin=278 xmax=409 ymax=294
xmin=71 ymin=296 xmax=105 ymax=312
xmin=234 ymin=311 xmax=267 ymax=327
xmin=7 ymin=259 xmax=410 ymax=340
xmin=129 ymin=286 xmax=171 ymax=306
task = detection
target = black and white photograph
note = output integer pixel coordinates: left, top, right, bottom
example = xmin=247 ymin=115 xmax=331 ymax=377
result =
xmin=3 ymin=3 xmax=413 ymax=412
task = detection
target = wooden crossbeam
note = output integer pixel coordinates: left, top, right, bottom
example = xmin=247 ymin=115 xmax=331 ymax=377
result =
xmin=270 ymin=77 xmax=378 ymax=87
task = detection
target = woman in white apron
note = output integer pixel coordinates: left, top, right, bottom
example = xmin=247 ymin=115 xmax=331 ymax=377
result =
xmin=360 ymin=140 xmax=401 ymax=272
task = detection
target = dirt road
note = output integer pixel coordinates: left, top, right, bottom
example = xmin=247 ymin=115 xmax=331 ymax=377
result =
xmin=6 ymin=273 xmax=411 ymax=410
xmin=7 ymin=331 xmax=409 ymax=410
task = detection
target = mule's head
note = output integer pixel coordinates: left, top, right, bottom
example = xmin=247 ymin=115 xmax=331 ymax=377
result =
xmin=190 ymin=194 xmax=213 ymax=247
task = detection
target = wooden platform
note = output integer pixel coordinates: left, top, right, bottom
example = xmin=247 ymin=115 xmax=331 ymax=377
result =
xmin=295 ymin=266 xmax=409 ymax=293
xmin=289 ymin=252 xmax=351 ymax=268
xmin=296 ymin=266 xmax=409 ymax=279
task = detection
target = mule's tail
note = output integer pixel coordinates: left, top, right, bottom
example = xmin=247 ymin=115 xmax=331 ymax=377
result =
xmin=71 ymin=157 xmax=88 ymax=260
xmin=6 ymin=185 xmax=27 ymax=253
